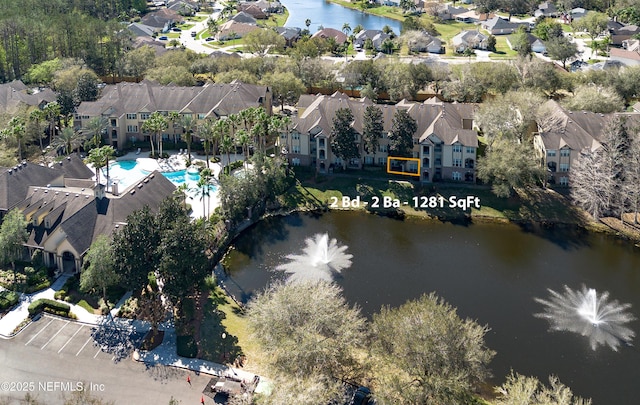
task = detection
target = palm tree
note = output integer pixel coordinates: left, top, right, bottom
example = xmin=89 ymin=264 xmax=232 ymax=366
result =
xmin=194 ymin=173 xmax=211 ymax=219
xmin=213 ymin=118 xmax=230 ymax=164
xmin=342 ymin=23 xmax=351 ymax=37
xmin=141 ymin=111 xmax=168 ymax=158
xmin=168 ymin=111 xmax=181 ymax=145
xmin=180 ymin=114 xmax=197 ymax=164
xmin=53 ymin=127 xmax=85 ymax=156
xmin=353 ymin=24 xmax=364 ymax=34
xmin=279 ymin=115 xmax=292 ymax=156
xmin=235 ymin=129 xmax=251 ymax=168
xmin=207 ymin=18 xmax=220 ymax=38
xmin=43 ymin=101 xmax=61 ymax=147
xmin=29 ymin=109 xmax=46 ymax=154
xmin=83 ymin=116 xmax=108 ymax=150
xmin=220 ymin=133 xmax=235 ymax=168
xmin=305 ymin=19 xmax=311 ymax=30
xmin=199 ymin=119 xmax=215 ymax=169
xmin=381 ymin=38 xmax=395 ymax=54
xmin=87 ymin=145 xmax=115 ymax=188
xmin=1 ymin=116 xmax=26 ymax=161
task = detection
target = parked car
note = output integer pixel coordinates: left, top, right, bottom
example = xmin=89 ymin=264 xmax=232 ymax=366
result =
xmin=205 ymin=37 xmax=215 ymax=41
xmin=158 ymin=36 xmax=168 ymax=40
xmin=172 ymin=27 xmax=182 ymax=32
xmin=191 ymin=31 xmax=196 ymax=37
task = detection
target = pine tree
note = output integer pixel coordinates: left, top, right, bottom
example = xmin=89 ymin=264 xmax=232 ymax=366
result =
xmin=330 ymin=108 xmax=359 ymax=169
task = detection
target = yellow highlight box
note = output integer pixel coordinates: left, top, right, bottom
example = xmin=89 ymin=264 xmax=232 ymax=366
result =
xmin=386 ymin=156 xmax=421 ymax=177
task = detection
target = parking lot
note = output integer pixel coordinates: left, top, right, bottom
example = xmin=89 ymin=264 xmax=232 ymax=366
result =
xmin=13 ymin=315 xmax=144 ymax=362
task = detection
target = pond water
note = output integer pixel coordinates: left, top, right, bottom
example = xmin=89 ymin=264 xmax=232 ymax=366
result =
xmin=223 ymin=211 xmax=640 ymax=404
xmin=281 ymin=0 xmax=402 ymax=33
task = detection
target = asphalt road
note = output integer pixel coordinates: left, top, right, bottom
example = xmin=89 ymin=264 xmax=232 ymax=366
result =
xmin=0 ymin=316 xmax=217 ymax=405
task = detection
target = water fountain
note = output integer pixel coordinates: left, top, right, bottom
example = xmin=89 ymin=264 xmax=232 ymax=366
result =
xmin=535 ymin=285 xmax=635 ymax=351
xmin=276 ymin=233 xmax=353 ymax=283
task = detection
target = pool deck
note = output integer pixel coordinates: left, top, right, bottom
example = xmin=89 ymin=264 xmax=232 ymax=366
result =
xmin=112 ymin=151 xmax=243 ymax=219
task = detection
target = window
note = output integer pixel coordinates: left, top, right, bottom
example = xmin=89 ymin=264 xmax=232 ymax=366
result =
xmin=559 ymin=163 xmax=569 ymax=172
xmin=423 ymin=145 xmax=430 ymax=154
xmin=365 ymin=156 xmax=373 ymax=164
xmin=198 ymin=114 xmax=206 ymax=120
xmin=453 ymin=158 xmax=462 ymax=167
xmin=140 ymin=113 xmax=150 ymax=120
xmin=413 ymin=138 xmax=419 ymax=145
xmin=547 ymin=150 xmax=556 ymax=157
xmin=423 ymin=157 xmax=430 ymax=166
xmin=466 ymin=147 xmax=474 ymax=154
xmin=183 ymin=113 xmax=192 ymax=118
xmin=292 ymin=145 xmax=300 ymax=154
xmin=126 ymin=113 xmax=137 ymax=120
xmin=378 ymin=157 xmax=385 ymax=165
xmin=110 ymin=119 xmax=117 ymax=127
xmin=465 ymin=158 xmax=474 ymax=169
xmin=319 ymin=138 xmax=325 ymax=147
xmin=452 ymin=172 xmax=461 ymax=181
xmin=280 ymin=133 xmax=287 ymax=139
xmin=378 ymin=144 xmax=388 ymax=153
xmin=292 ymin=133 xmax=300 ymax=140
xmin=126 ymin=125 xmax=138 ymax=133
xmin=319 ymin=150 xmax=325 ymax=159
xmin=453 ymin=144 xmax=462 ymax=153
xmin=560 ymin=149 xmax=570 ymax=157
xmin=559 ymin=176 xmax=569 ymax=186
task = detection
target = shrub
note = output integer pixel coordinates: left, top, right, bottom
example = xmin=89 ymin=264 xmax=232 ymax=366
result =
xmin=0 ymin=290 xmax=19 ymax=310
xmin=28 ymin=298 xmax=70 ymax=317
xmin=54 ymin=290 xmax=67 ymax=300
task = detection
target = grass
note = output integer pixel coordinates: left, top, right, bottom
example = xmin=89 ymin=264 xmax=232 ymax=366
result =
xmin=259 ymin=9 xmax=289 ymax=28
xmin=186 ymin=14 xmax=209 ymax=22
xmin=489 ymin=36 xmax=518 ymax=59
xmin=328 ymin=0 xmax=406 ymax=21
xmin=76 ymin=299 xmax=97 ymax=314
xmin=176 ymin=23 xmax=195 ymax=31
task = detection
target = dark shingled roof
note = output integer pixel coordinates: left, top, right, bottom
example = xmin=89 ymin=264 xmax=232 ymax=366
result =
xmin=50 ymin=154 xmax=94 ymax=180
xmin=0 ymin=163 xmax=64 ymax=211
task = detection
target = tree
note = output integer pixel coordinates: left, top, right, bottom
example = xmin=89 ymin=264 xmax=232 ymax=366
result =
xmin=546 ymin=35 xmax=578 ymax=69
xmin=86 ymin=145 xmax=115 ymax=187
xmin=388 ymin=108 xmax=416 ymax=157
xmin=158 ymin=218 xmax=209 ymax=311
xmin=83 ymin=116 xmax=108 ymax=150
xmin=511 ymin=27 xmax=532 ymax=57
xmin=244 ymin=28 xmax=286 ymax=56
xmin=43 ymin=101 xmax=61 ymax=146
xmin=80 ymin=235 xmax=119 ymax=305
xmin=123 ymin=45 xmax=156 ymax=79
xmin=371 ymin=293 xmax=495 ymax=404
xmin=112 ymin=206 xmax=161 ymax=293
xmin=399 ymin=0 xmax=415 ymax=13
xmin=0 ymin=209 xmax=28 ymax=289
xmin=487 ymin=34 xmax=497 ymax=52
xmin=342 ymin=22 xmax=351 ymax=38
xmin=1 ymin=116 xmax=26 ymax=161
xmin=381 ymin=38 xmax=395 ymax=54
xmin=495 ymin=372 xmax=592 ymax=405
xmin=52 ymin=126 xmax=85 ymax=155
xmin=199 ymin=119 xmax=215 ymax=169
xmin=180 ymin=114 xmax=196 ymax=164
xmin=534 ymin=18 xmax=564 ymax=41
xmin=572 ymin=11 xmax=608 ymax=51
xmin=246 ymin=281 xmax=366 ymax=401
xmin=362 ymin=105 xmax=383 ymax=165
xmin=74 ymin=70 xmax=100 ymax=102
xmin=477 ymin=140 xmax=545 ymax=198
xmin=563 ymin=85 xmax=624 ymax=113
xmin=260 ymin=71 xmax=305 ymax=112
xmin=330 ymin=108 xmax=359 ymax=169
xmin=141 ymin=111 xmax=168 ymax=157
xmin=28 ymin=109 xmax=46 ymax=154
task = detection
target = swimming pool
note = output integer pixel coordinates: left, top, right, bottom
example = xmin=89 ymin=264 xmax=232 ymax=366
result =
xmin=103 ymin=160 xmax=216 ymax=191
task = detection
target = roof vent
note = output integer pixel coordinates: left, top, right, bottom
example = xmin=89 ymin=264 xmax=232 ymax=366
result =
xmin=115 ymin=224 xmax=119 ymax=228
xmin=85 ymin=195 xmax=89 ymax=199
xmin=144 ymin=178 xmax=149 ymax=183
xmin=21 ymin=160 xmax=26 ymax=165
xmin=81 ymin=188 xmax=85 ymax=191
xmin=44 ymin=190 xmax=48 ymax=193
xmin=67 ymin=156 xmax=71 ymax=160
xmin=137 ymin=183 xmax=143 ymax=188
xmin=149 ymin=174 xmax=155 ymax=178
xmin=8 ymin=169 xmax=12 ymax=174
xmin=55 ymin=192 xmax=59 ymax=195
xmin=65 ymin=193 xmax=69 ymax=196
xmin=583 ymin=111 xmax=587 ymax=114
xmin=130 ymin=189 xmax=135 ymax=195
xmin=75 ymin=194 xmax=79 ymax=197
xmin=47 ymin=184 xmax=51 ymax=188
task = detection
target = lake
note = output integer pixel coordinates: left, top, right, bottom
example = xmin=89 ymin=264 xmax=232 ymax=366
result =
xmin=281 ymin=0 xmax=402 ymax=34
xmin=223 ymin=211 xmax=640 ymax=404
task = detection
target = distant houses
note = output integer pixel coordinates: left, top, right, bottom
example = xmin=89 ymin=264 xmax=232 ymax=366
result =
xmin=507 ymin=33 xmax=547 ymax=54
xmin=452 ymin=30 xmax=489 ymax=53
xmin=481 ymin=17 xmax=529 ymax=35
xmin=311 ymin=28 xmax=348 ymax=45
xmin=353 ymin=29 xmax=391 ymax=51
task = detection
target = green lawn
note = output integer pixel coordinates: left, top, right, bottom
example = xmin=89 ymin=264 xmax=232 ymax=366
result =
xmin=489 ymin=36 xmax=518 ymax=59
xmin=328 ymin=0 xmax=406 ymax=21
xmin=176 ymin=23 xmax=195 ymax=30
xmin=186 ymin=14 xmax=209 ymax=22
xmin=259 ymin=8 xmax=289 ymax=27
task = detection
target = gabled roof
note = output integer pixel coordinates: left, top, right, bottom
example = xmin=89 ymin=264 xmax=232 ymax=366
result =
xmin=311 ymin=28 xmax=347 ymax=44
xmin=141 ymin=8 xmax=180 ymax=28
xmin=0 ymin=162 xmax=64 ymax=211
xmin=230 ymin=11 xmax=257 ymax=24
xmin=0 ymin=81 xmax=56 ymax=115
xmin=127 ymin=22 xmax=156 ymax=37
xmin=49 ymin=154 xmax=94 ymax=180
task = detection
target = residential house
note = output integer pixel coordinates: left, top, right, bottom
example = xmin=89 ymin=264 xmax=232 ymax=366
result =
xmin=141 ymin=8 xmax=181 ymax=32
xmin=75 ymin=80 xmax=271 ymax=150
xmin=130 ymin=38 xmax=169 ymax=56
xmin=431 ymin=3 xmax=466 ymax=20
xmin=570 ymin=7 xmax=587 ymax=20
xmin=507 ymin=33 xmax=547 ymax=53
xmin=406 ymin=31 xmax=444 ymax=53
xmin=238 ymin=4 xmax=268 ymax=19
xmin=281 ymin=92 xmax=478 ymax=183
xmin=633 ymin=101 xmax=640 ymax=113
xmin=609 ymin=23 xmax=640 ymax=47
xmin=168 ymin=0 xmax=199 ymax=15
xmin=482 ymin=17 xmax=528 ymax=35
xmin=127 ymin=22 xmax=157 ymax=38
xmin=534 ymin=1 xmax=559 ymax=18
xmin=610 ymin=42 xmax=640 ymax=66
xmin=353 ymin=30 xmax=391 ymax=51
xmin=455 ymin=10 xmax=494 ymax=23
xmin=275 ymin=26 xmax=301 ymax=47
xmin=0 ymin=80 xmax=56 ymax=116
xmin=248 ymin=0 xmax=284 ymax=13
xmin=216 ymin=20 xmax=261 ymax=41
xmin=311 ymin=28 xmax=348 ymax=44
xmin=452 ymin=30 xmax=489 ymax=52
xmin=229 ymin=11 xmax=258 ymax=25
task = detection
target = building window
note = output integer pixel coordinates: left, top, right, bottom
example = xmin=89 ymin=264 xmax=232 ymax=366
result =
xmin=365 ymin=156 xmax=373 ymax=164
xmin=465 ymin=158 xmax=474 ymax=169
xmin=559 ymin=163 xmax=569 ymax=172
xmin=319 ymin=138 xmax=325 ymax=147
xmin=452 ymin=171 xmax=462 ymax=181
xmin=378 ymin=157 xmax=385 ymax=165
xmin=547 ymin=150 xmax=556 ymax=157
xmin=423 ymin=145 xmax=430 ymax=154
xmin=319 ymin=150 xmax=325 ymax=159
xmin=378 ymin=144 xmax=388 ymax=153
xmin=292 ymin=133 xmax=300 ymax=140
xmin=453 ymin=144 xmax=462 ymax=153
xmin=110 ymin=119 xmax=117 ymax=127
xmin=560 ymin=149 xmax=570 ymax=157
xmin=413 ymin=138 xmax=419 ymax=145
xmin=423 ymin=157 xmax=430 ymax=166
xmin=280 ymin=133 xmax=287 ymax=140
xmin=198 ymin=114 xmax=206 ymax=120
xmin=559 ymin=176 xmax=569 ymax=186
xmin=183 ymin=113 xmax=192 ymax=118
xmin=453 ymin=159 xmax=462 ymax=167
xmin=126 ymin=113 xmax=137 ymax=120
xmin=126 ymin=125 xmax=138 ymax=133
xmin=292 ymin=145 xmax=300 ymax=154
xmin=466 ymin=147 xmax=474 ymax=154
xmin=548 ymin=162 xmax=557 ymax=172
xmin=140 ymin=113 xmax=150 ymax=120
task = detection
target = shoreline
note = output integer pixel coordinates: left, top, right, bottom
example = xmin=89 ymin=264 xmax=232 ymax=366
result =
xmin=325 ymin=0 xmax=406 ymax=22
